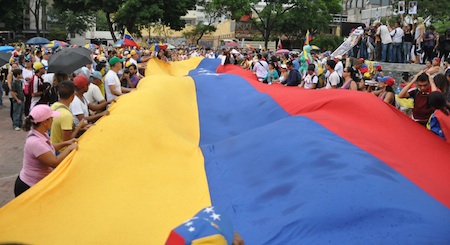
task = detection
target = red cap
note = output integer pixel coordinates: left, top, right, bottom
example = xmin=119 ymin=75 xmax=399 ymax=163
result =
xmin=73 ymin=75 xmax=89 ymax=89
xmin=379 ymin=76 xmax=395 ymax=87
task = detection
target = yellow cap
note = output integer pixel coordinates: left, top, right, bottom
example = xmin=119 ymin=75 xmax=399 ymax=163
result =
xmin=33 ymin=62 xmax=44 ymax=70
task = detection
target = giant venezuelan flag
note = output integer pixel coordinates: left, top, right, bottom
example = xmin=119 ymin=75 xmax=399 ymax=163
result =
xmin=0 ymin=57 xmax=449 ymax=244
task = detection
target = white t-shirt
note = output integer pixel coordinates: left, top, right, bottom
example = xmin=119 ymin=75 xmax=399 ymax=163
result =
xmin=334 ymin=61 xmax=344 ymax=77
xmin=30 ymin=74 xmax=45 ymax=110
xmin=303 ymin=73 xmax=318 ymax=89
xmin=390 ymin=27 xmax=404 ymax=43
xmin=85 ymin=83 xmax=105 ymax=104
xmin=42 ymin=73 xmax=54 ymax=84
xmin=253 ymin=60 xmax=269 ymax=80
xmin=377 ymin=25 xmax=393 ymax=44
xmin=129 ymin=58 xmax=138 ymax=68
xmin=41 ymin=59 xmax=49 ymax=69
xmin=69 ymin=95 xmax=90 ymax=126
xmin=104 ymin=70 xmax=121 ymax=102
xmin=22 ymin=68 xmax=33 ymax=86
xmin=326 ymin=71 xmax=340 ymax=89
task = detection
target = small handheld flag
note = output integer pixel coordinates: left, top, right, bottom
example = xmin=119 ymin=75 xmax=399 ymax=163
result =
xmin=123 ymin=29 xmax=140 ymax=49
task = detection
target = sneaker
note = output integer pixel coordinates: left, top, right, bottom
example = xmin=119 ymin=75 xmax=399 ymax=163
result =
xmin=14 ymin=127 xmax=21 ymax=131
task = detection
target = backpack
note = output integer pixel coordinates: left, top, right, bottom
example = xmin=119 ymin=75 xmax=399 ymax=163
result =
xmin=29 ymin=74 xmax=51 ymax=105
xmin=305 ymin=74 xmax=321 ymax=89
xmin=337 ymin=75 xmax=345 ymax=88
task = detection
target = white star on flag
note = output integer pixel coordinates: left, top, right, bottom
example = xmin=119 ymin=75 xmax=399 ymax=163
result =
xmin=210 ymin=213 xmax=221 ymax=221
xmin=185 ymin=221 xmax=193 ymax=227
xmin=203 ymin=207 xmax=214 ymax=214
xmin=188 ymin=226 xmax=196 ymax=232
xmin=183 ymin=216 xmax=198 ymax=224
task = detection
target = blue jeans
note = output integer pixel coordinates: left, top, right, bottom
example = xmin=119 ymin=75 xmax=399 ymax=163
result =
xmin=381 ymin=43 xmax=392 ymax=62
xmin=12 ymin=101 xmax=23 ymax=128
xmin=392 ymin=42 xmax=403 ymax=63
xmin=360 ymin=41 xmax=368 ymax=60
xmin=403 ymin=42 xmax=413 ymax=63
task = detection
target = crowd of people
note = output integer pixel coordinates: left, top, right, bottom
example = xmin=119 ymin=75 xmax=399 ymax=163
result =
xmin=242 ymin=49 xmax=449 ymax=138
xmin=1 ymin=39 xmax=449 ymax=197
xmin=348 ymin=15 xmax=450 ymax=64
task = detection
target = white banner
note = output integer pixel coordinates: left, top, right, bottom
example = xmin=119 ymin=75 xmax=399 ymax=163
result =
xmin=331 ymin=28 xmax=365 ymax=58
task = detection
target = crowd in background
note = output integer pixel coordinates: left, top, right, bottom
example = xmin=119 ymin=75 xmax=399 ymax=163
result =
xmin=348 ymin=15 xmax=450 ymax=64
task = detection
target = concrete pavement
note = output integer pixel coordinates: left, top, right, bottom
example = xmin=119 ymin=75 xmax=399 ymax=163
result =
xmin=0 ymin=95 xmax=26 ymax=207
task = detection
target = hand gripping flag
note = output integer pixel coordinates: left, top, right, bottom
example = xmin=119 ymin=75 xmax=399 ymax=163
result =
xmin=123 ymin=28 xmax=140 ymax=49
xmin=0 ymin=58 xmax=449 ymax=244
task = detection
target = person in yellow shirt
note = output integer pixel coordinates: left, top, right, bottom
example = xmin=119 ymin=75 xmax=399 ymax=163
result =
xmin=50 ymin=80 xmax=87 ymax=150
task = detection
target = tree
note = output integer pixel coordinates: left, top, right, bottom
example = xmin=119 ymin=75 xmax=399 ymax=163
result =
xmin=47 ymin=6 xmax=94 ymax=37
xmin=391 ymin=0 xmax=450 ymax=22
xmin=182 ymin=0 xmax=225 ymax=44
xmin=0 ymin=0 xmax=26 ymax=32
xmin=211 ymin=0 xmax=342 ymax=50
xmin=53 ymin=0 xmax=196 ymax=42
xmin=278 ymin=0 xmax=341 ymax=45
xmin=150 ymin=22 xmax=175 ymax=42
xmin=183 ymin=23 xmax=217 ymax=44
xmin=27 ymin=0 xmax=48 ymax=36
xmin=96 ymin=11 xmax=109 ymax=32
xmin=53 ymin=0 xmax=124 ymax=42
xmin=113 ymin=0 xmax=196 ymax=35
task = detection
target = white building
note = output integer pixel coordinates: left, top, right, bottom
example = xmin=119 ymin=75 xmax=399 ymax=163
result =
xmin=344 ymin=0 xmax=396 ymax=25
xmin=22 ymin=0 xmax=54 ymax=38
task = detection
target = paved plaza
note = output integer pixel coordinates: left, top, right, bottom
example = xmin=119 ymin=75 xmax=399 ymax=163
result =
xmin=0 ymin=96 xmax=26 ymax=207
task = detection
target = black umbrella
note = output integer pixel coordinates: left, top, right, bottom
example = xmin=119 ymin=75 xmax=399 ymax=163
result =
xmin=0 ymin=52 xmax=11 ymax=67
xmin=26 ymin=37 xmax=50 ymax=45
xmin=47 ymin=47 xmax=92 ymax=74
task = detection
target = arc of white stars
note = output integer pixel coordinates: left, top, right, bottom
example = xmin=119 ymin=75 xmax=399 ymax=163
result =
xmin=210 ymin=213 xmax=221 ymax=221
xmin=203 ymin=207 xmax=215 ymax=214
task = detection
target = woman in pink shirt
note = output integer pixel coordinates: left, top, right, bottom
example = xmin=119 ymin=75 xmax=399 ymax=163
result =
xmin=14 ymin=105 xmax=78 ymax=197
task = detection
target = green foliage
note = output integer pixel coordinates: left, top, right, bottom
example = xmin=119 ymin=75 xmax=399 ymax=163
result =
xmin=183 ymin=23 xmax=217 ymax=44
xmin=46 ymin=27 xmax=67 ymax=40
xmin=211 ymin=0 xmax=342 ymax=49
xmin=47 ymin=6 xmax=93 ymax=36
xmin=433 ymin=19 xmax=450 ymax=34
xmin=0 ymin=0 xmax=26 ymax=31
xmin=279 ymin=0 xmax=342 ymax=41
xmin=96 ymin=11 xmax=109 ymax=32
xmin=151 ymin=22 xmax=175 ymax=41
xmin=391 ymin=0 xmax=450 ymax=22
xmin=53 ymin=0 xmax=123 ymax=40
xmin=53 ymin=0 xmax=196 ymax=40
xmin=310 ymin=35 xmax=344 ymax=51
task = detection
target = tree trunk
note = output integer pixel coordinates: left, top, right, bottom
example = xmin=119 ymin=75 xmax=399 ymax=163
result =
xmin=196 ymin=33 xmax=205 ymax=45
xmin=264 ymin=29 xmax=270 ymax=51
xmin=34 ymin=0 xmax=41 ymax=36
xmin=106 ymin=12 xmax=117 ymax=42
